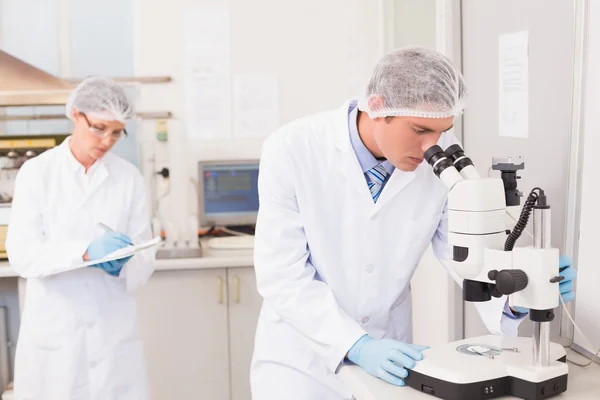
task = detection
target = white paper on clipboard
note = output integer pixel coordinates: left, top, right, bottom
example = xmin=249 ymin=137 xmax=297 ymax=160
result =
xmin=80 ymin=236 xmax=163 ymax=268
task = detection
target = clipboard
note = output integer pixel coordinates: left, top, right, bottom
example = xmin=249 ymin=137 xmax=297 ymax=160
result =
xmin=81 ymin=236 xmax=163 ymax=267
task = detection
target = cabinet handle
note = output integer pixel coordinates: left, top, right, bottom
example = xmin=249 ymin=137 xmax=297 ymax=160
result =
xmin=217 ymin=276 xmax=223 ymax=304
xmin=234 ymin=275 xmax=240 ymax=303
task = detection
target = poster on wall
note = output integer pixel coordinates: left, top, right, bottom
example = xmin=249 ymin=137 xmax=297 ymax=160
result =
xmin=233 ymin=74 xmax=280 ymax=138
xmin=498 ymin=31 xmax=529 ymax=139
xmin=183 ymin=5 xmax=232 ymax=140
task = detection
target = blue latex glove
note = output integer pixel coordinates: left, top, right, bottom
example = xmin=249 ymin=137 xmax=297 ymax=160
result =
xmin=87 ymin=232 xmax=133 ymax=276
xmin=513 ymin=255 xmax=576 ymax=314
xmin=347 ymin=334 xmax=429 ymax=387
xmin=558 ymin=255 xmax=576 ymax=303
xmin=92 ymin=256 xmax=133 ymax=277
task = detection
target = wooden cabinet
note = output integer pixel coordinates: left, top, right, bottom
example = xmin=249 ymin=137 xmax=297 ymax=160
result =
xmin=135 ymin=266 xmax=262 ymax=400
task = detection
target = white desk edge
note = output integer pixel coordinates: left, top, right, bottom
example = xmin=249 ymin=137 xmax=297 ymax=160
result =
xmin=338 ymin=348 xmax=600 ymax=399
xmin=0 ymin=247 xmax=254 ymax=278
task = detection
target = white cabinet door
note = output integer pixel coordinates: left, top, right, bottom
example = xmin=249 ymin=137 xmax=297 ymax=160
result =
xmin=227 ymin=267 xmax=263 ymax=400
xmin=135 ymin=268 xmax=230 ymax=400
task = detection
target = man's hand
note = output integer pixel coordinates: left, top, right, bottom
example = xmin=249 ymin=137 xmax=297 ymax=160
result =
xmin=346 ymin=334 xmax=429 ymax=387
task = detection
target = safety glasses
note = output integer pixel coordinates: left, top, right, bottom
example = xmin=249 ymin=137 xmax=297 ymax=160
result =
xmin=80 ymin=112 xmax=128 ymax=141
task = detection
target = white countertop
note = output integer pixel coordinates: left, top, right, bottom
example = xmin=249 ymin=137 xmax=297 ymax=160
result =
xmin=0 ymin=244 xmax=254 ymax=278
xmin=339 ymin=348 xmax=600 ymax=399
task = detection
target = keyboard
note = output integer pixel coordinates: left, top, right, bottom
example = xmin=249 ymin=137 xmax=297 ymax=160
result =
xmin=207 ymin=235 xmax=255 ymax=250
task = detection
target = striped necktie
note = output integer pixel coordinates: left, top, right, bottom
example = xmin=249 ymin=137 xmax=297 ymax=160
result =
xmin=367 ymin=163 xmax=388 ymax=203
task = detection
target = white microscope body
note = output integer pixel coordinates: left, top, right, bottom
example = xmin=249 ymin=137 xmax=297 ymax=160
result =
xmin=404 ymin=145 xmax=568 ymax=400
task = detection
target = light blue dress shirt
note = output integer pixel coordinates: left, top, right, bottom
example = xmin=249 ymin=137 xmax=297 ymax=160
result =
xmin=347 ymin=102 xmax=395 ymax=187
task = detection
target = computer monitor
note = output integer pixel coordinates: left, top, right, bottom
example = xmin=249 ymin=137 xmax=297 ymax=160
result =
xmin=198 ymin=160 xmax=260 ymax=227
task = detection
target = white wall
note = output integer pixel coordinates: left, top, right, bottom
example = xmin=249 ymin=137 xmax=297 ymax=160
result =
xmin=0 ymin=0 xmax=139 ymax=161
xmin=460 ymin=0 xmax=576 ymax=340
xmin=393 ymin=0 xmax=437 ymax=48
xmin=570 ymin=0 xmax=600 ymax=358
xmin=68 ymin=0 xmax=134 ymax=78
xmin=132 ymin=0 xmax=384 ymax=245
xmin=0 ymin=0 xmax=66 ymax=136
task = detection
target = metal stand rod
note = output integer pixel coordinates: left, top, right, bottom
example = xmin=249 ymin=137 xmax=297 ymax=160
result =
xmin=533 ymin=319 xmax=551 ymax=368
xmin=532 ymin=207 xmax=551 ymax=368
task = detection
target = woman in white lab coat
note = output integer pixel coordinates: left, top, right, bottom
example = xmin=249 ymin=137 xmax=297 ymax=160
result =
xmin=6 ymin=77 xmax=156 ymax=400
xmin=250 ymin=47 xmax=530 ymax=399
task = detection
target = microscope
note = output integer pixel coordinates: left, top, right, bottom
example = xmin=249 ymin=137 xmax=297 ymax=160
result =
xmin=403 ymin=144 xmax=568 ymax=400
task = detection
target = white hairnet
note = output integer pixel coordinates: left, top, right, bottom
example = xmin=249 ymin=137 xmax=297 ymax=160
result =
xmin=65 ymin=76 xmax=134 ymax=123
xmin=357 ymin=46 xmax=467 ymax=119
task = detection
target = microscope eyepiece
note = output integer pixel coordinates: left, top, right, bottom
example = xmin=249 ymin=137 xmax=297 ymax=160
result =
xmin=445 ymin=144 xmax=474 ymax=172
xmin=425 ymin=145 xmax=454 ymax=178
xmin=425 ymin=145 xmax=445 ymax=164
xmin=444 ymin=144 xmax=465 ymax=161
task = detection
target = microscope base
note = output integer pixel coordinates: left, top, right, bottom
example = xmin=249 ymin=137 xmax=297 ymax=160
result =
xmin=405 ymin=335 xmax=568 ymax=400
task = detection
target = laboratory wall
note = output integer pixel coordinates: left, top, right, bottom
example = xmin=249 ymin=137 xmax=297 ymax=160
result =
xmin=0 ymin=0 xmax=66 ymax=136
xmin=0 ymin=0 xmax=139 ymax=162
xmin=132 ymin=0 xmax=385 ymax=247
xmin=460 ymin=0 xmax=576 ymax=339
xmin=393 ymin=0 xmax=436 ymax=49
xmin=570 ymin=0 xmax=600 ymax=359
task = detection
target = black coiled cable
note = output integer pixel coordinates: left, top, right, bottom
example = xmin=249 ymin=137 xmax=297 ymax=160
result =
xmin=504 ymin=188 xmax=541 ymax=251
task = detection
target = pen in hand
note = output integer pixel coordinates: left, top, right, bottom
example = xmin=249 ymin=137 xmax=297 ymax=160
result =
xmin=98 ymin=222 xmax=133 ymax=245
xmin=99 ymin=222 xmax=113 ymax=233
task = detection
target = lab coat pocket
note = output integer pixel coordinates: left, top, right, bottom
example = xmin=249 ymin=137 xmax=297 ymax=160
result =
xmin=26 ymin=296 xmax=69 ymax=350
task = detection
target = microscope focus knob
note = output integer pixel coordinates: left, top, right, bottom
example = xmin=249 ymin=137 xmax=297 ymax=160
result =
xmin=488 ymin=269 xmax=528 ymax=295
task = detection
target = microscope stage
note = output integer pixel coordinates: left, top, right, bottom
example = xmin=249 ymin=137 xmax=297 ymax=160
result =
xmin=405 ymin=335 xmax=568 ymax=400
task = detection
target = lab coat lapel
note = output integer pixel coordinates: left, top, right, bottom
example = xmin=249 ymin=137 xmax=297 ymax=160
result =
xmin=368 ymin=166 xmax=416 ymax=218
xmin=334 ymin=101 xmax=374 ymax=200
xmin=339 ymin=148 xmax=371 ymax=198
xmin=82 ymin=161 xmax=109 ymax=204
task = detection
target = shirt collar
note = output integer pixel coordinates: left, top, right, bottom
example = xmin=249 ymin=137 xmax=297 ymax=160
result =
xmin=60 ymin=136 xmax=104 ymax=174
xmin=348 ymin=101 xmax=394 ymax=175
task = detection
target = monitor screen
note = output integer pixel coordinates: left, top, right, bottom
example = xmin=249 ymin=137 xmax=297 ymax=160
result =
xmin=200 ymin=162 xmax=259 ymax=226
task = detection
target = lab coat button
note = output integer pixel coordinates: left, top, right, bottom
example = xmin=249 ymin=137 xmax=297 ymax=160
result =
xmin=87 ymin=322 xmax=94 ymax=329
xmin=90 ymin=361 xmax=97 ymax=369
xmin=365 ymin=264 xmax=374 ymax=273
xmin=361 ymin=316 xmax=370 ymax=324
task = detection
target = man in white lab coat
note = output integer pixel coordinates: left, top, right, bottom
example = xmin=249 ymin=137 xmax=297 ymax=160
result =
xmin=250 ymin=47 xmax=577 ymax=399
xmin=6 ymin=77 xmax=156 ymax=400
